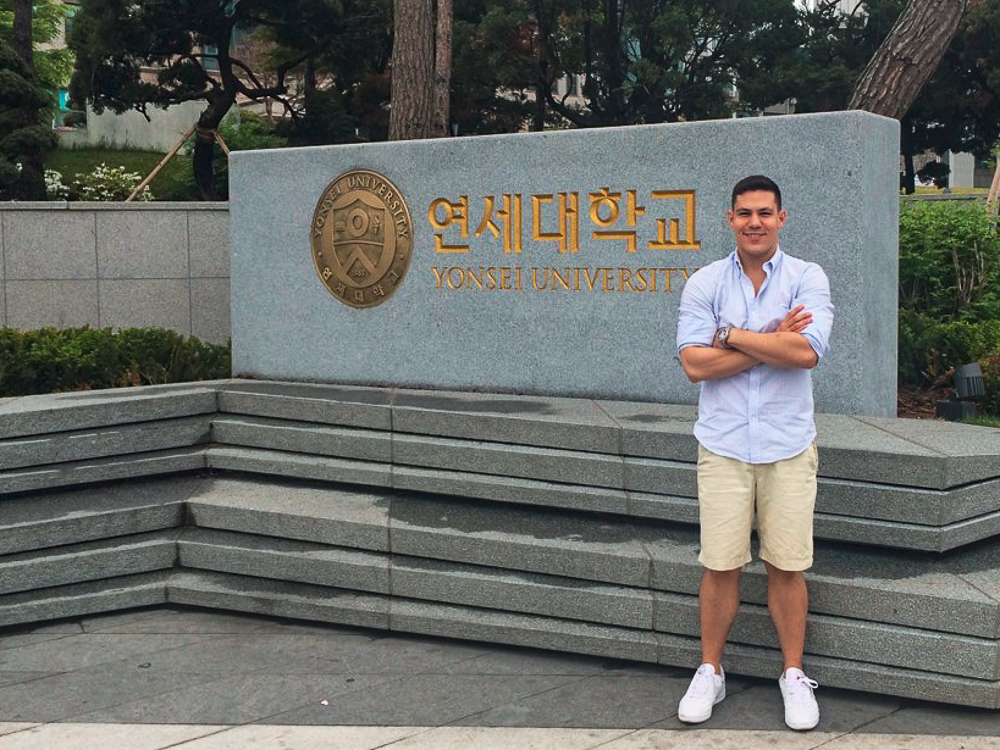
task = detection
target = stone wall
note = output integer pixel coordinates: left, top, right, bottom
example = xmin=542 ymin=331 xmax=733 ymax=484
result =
xmin=0 ymin=202 xmax=230 ymax=345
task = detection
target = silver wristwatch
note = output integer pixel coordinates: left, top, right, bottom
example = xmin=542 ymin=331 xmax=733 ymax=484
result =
xmin=716 ymin=326 xmax=732 ymax=348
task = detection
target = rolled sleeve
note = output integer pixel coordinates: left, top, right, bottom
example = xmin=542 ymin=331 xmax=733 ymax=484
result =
xmin=676 ymin=270 xmax=717 ymax=354
xmin=796 ymin=263 xmax=834 ymax=361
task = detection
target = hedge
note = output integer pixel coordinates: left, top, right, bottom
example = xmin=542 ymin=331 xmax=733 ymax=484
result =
xmin=0 ymin=327 xmax=230 ymax=397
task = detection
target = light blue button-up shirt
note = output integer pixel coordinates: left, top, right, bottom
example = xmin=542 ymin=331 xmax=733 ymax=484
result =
xmin=676 ymin=248 xmax=834 ymax=464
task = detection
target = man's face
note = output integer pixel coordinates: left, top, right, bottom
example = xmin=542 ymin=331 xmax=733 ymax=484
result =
xmin=728 ymin=190 xmax=786 ymax=262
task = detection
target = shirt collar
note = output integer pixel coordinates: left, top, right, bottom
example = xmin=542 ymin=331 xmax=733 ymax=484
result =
xmin=730 ymin=246 xmax=784 ymax=276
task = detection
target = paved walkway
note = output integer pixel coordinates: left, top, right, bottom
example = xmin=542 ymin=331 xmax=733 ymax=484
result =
xmin=0 ymin=606 xmax=998 ymax=749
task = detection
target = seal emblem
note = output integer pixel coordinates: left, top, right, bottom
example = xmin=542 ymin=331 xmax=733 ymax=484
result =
xmin=311 ymin=169 xmax=413 ymax=308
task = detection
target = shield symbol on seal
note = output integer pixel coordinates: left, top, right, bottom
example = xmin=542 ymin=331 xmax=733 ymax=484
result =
xmin=330 ymin=195 xmax=391 ymax=288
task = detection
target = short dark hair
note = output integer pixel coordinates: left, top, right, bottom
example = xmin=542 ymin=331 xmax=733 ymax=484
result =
xmin=731 ymin=175 xmax=781 ymax=210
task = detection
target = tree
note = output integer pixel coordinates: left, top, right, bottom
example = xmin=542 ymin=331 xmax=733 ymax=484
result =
xmin=69 ymin=0 xmax=367 ymax=200
xmin=849 ymin=0 xmax=969 ymax=119
xmin=0 ymin=0 xmax=57 ymax=199
xmin=388 ymin=0 xmax=451 ymax=139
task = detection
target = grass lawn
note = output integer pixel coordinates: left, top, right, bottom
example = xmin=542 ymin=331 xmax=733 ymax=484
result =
xmin=962 ymin=414 xmax=1000 ymax=429
xmin=46 ymin=147 xmax=199 ymax=201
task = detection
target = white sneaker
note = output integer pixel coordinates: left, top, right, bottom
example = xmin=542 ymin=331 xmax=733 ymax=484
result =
xmin=779 ymin=667 xmax=820 ymax=730
xmin=677 ymin=663 xmax=725 ymax=723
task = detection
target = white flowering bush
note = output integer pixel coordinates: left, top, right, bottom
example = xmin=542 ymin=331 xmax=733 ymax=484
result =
xmin=73 ymin=163 xmax=153 ymax=201
xmin=44 ymin=169 xmax=72 ymax=200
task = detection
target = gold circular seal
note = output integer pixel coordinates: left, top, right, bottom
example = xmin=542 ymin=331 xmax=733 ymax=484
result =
xmin=310 ymin=169 xmax=413 ymax=309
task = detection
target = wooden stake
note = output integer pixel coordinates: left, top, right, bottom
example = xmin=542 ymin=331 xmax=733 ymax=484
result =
xmin=214 ymin=129 xmax=230 ymax=156
xmin=987 ymin=155 xmax=1000 ymax=214
xmin=126 ymin=123 xmax=197 ymax=202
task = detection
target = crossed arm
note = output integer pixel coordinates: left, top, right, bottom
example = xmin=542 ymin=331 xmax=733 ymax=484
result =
xmin=679 ymin=305 xmax=819 ymax=383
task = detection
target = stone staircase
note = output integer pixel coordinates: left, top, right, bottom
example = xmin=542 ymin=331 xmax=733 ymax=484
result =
xmin=2 ymin=380 xmax=1000 ymax=707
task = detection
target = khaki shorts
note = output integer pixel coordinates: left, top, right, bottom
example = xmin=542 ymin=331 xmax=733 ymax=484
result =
xmin=696 ymin=443 xmax=818 ymax=572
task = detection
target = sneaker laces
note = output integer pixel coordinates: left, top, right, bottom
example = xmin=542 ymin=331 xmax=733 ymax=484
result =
xmin=785 ymin=672 xmax=819 ymax=703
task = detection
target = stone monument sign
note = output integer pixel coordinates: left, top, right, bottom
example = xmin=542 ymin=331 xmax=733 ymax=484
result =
xmin=230 ymin=110 xmax=899 ymax=416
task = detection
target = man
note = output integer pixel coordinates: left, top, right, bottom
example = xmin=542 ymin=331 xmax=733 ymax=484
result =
xmin=674 ymin=175 xmax=833 ymax=731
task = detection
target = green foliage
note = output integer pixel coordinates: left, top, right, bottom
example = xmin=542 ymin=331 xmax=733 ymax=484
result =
xmin=898 ymin=310 xmax=1000 ymax=385
xmin=0 ymin=0 xmax=73 ymax=89
xmin=45 ymin=147 xmax=198 ymax=201
xmin=72 ymin=162 xmax=152 ymax=201
xmin=0 ymin=37 xmax=57 ymax=199
xmin=899 ymin=201 xmax=1000 ymax=321
xmin=0 ymin=327 xmax=230 ymax=397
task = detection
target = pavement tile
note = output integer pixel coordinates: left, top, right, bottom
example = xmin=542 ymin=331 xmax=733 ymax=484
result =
xmin=819 ymin=735 xmax=1000 ymax=750
xmin=178 ymin=725 xmax=424 ymax=749
xmin=0 ymin=672 xmax=52 ymax=689
xmin=66 ymin=673 xmax=404 ymax=725
xmin=438 ymin=648 xmax=619 ymax=676
xmin=0 ymin=727 xmax=35 ymax=739
xmin=593 ymin=728 xmax=840 ymax=749
xmin=452 ymin=675 xmax=690 ymax=728
xmin=386 ymin=726 xmax=630 ymax=749
xmin=0 ymin=634 xmax=73 ymax=651
xmin=855 ymin=702 xmax=1000 ymax=736
xmin=81 ymin=608 xmax=282 ymax=635
xmin=0 ymin=723 xmax=226 ymax=749
xmin=0 ymin=664 xmax=224 ymax=722
xmin=91 ymin=632 xmax=487 ymax=676
xmin=261 ymin=674 xmax=582 ymax=726
xmin=0 ymin=633 xmax=214 ymax=672
xmin=650 ymin=682 xmax=903 ymax=733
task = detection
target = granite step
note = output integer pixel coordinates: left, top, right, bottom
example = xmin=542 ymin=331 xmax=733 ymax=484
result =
xmin=172 ymin=526 xmax=999 ymax=680
xmin=183 ymin=476 xmax=1000 ymax=638
xmin=0 ymin=571 xmax=169 ymax=629
xmin=0 ymin=384 xmax=218 ymax=440
xmin=208 ymin=414 xmax=1000 ymax=551
xmin=0 ymin=531 xmax=177 ymax=596
xmin=0 ymin=447 xmax=206 ymax=497
xmin=0 ymin=415 xmax=210 ymax=472
xmin=216 ymin=381 xmax=1000 ymax=489
xmin=164 ymin=569 xmax=1000 ymax=708
xmin=0 ymin=476 xmax=200 ymax=555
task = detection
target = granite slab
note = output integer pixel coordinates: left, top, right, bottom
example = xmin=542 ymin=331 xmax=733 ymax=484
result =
xmin=0 ymin=476 xmax=197 ymax=555
xmin=641 ymin=529 xmax=1000 ymax=638
xmin=391 ymin=389 xmax=620 ymax=453
xmin=205 ymin=446 xmax=391 ymax=489
xmin=177 ymin=527 xmax=390 ymax=594
xmin=392 ymin=434 xmax=624 ymax=488
xmin=0 ymin=571 xmax=169 ymax=629
xmin=389 ymin=598 xmax=659 ymax=665
xmin=166 ymin=570 xmax=390 ymax=631
xmin=184 ymin=476 xmax=391 ymax=552
xmin=393 ymin=465 xmax=629 ymax=516
xmin=0 ymin=531 xmax=177 ymax=596
xmin=217 ymin=381 xmax=393 ymax=430
xmin=388 ymin=493 xmax=653 ymax=587
xmin=651 ymin=591 xmax=999 ymax=680
xmin=390 ymin=555 xmax=653 ymax=629
xmin=211 ymin=416 xmax=391 ymax=463
xmin=0 ymin=416 xmax=210 ymax=472
xmin=0 ymin=385 xmax=217 ymax=440
xmin=0 ymin=447 xmax=206 ymax=497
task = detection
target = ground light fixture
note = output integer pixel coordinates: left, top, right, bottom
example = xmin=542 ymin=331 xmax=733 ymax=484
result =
xmin=935 ymin=362 xmax=985 ymax=420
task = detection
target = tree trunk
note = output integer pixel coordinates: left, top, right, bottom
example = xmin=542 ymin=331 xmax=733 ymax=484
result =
xmin=849 ymin=0 xmax=968 ymax=120
xmin=193 ymin=97 xmax=232 ymax=201
xmin=433 ymin=0 xmax=452 ymax=136
xmin=13 ymin=0 xmax=45 ymax=200
xmin=389 ymin=0 xmax=435 ymax=140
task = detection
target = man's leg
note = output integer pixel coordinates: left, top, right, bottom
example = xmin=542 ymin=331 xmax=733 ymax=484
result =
xmin=700 ymin=567 xmax=742 ymax=671
xmin=763 ymin=562 xmax=807 ymax=671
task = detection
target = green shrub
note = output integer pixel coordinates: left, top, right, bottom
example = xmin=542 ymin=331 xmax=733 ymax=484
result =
xmin=899 ymin=200 xmax=1000 ymax=321
xmin=72 ymin=163 xmax=153 ymax=201
xmin=898 ymin=311 xmax=1000 ymax=386
xmin=0 ymin=327 xmax=230 ymax=397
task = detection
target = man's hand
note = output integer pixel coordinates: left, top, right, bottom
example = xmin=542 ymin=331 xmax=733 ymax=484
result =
xmin=776 ymin=305 xmax=812 ymax=334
